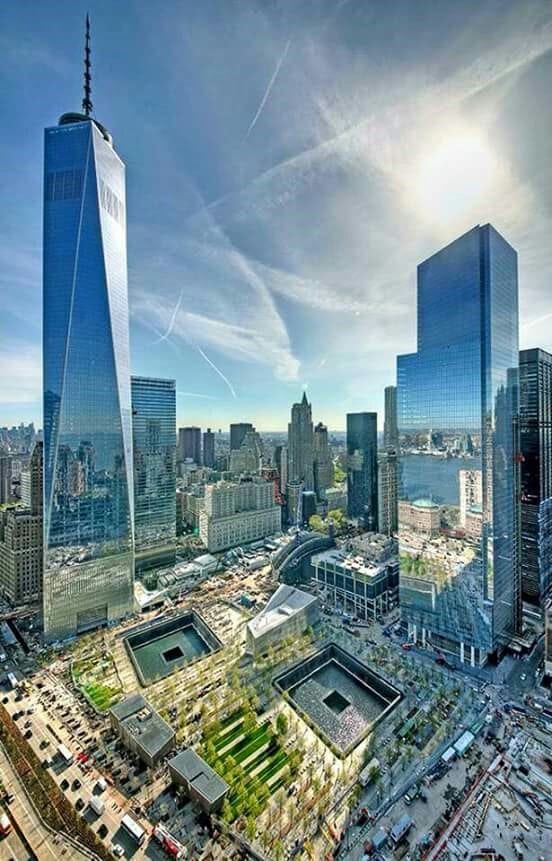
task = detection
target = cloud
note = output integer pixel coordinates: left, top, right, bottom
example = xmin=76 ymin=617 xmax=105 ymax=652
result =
xmin=196 ymin=346 xmax=237 ymax=399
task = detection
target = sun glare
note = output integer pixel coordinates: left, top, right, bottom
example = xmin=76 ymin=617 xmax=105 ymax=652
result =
xmin=413 ymin=130 xmax=498 ymax=224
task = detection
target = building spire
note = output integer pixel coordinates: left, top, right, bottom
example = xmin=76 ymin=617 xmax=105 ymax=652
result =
xmin=82 ymin=14 xmax=93 ymax=116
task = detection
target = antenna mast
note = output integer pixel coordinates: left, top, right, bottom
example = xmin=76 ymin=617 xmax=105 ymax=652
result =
xmin=82 ymin=14 xmax=93 ymax=116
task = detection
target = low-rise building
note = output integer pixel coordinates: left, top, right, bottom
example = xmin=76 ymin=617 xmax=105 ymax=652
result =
xmin=246 ymin=584 xmax=319 ymax=655
xmin=398 ymin=498 xmax=440 ymax=535
xmin=109 ymin=693 xmax=175 ymax=768
xmin=199 ymin=477 xmax=281 ymax=552
xmin=168 ymin=748 xmax=229 ymax=813
xmin=312 ymin=535 xmax=399 ymax=619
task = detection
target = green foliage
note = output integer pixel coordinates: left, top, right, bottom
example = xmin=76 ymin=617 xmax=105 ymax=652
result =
xmin=275 ymin=711 xmax=288 ymax=737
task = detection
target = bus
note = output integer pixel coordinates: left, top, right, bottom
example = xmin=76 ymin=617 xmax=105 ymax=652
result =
xmin=121 ymin=814 xmax=146 ymax=845
xmin=0 ymin=812 xmax=12 ymax=836
xmin=57 ymin=743 xmax=73 ymax=765
xmin=7 ymin=672 xmax=19 ymax=690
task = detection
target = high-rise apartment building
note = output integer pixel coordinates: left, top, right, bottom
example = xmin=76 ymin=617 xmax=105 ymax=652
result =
xmin=43 ymin=24 xmax=134 ymax=640
xmin=519 ymin=348 xmax=552 ymax=605
xmin=203 ymin=428 xmax=215 ymax=469
xmin=384 ymin=386 xmax=398 ymax=450
xmin=398 ymin=225 xmax=520 ymax=666
xmin=131 ymin=377 xmax=176 ymax=572
xmin=313 ymin=422 xmax=333 ymax=501
xmin=229 ymin=429 xmax=262 ymax=474
xmin=199 ymin=477 xmax=281 ymax=552
xmin=230 ymin=423 xmax=254 ymax=452
xmin=0 ymin=442 xmax=43 ymax=605
xmin=178 ymin=427 xmax=201 ymax=465
xmin=346 ymin=413 xmax=378 ymax=528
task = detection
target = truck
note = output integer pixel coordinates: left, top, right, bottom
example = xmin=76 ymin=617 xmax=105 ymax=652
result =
xmin=57 ymin=743 xmax=73 ymax=765
xmin=89 ymin=797 xmax=105 ymax=816
xmin=359 ymin=757 xmax=381 ymax=787
xmin=95 ymin=777 xmax=107 ymax=793
xmin=390 ymin=814 xmax=412 ymax=845
xmin=0 ymin=812 xmax=12 ymax=836
xmin=121 ymin=813 xmax=145 ymax=845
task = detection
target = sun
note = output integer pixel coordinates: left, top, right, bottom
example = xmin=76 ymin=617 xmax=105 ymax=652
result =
xmin=412 ymin=129 xmax=498 ymax=224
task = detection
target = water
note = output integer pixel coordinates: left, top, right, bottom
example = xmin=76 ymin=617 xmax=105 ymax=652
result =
xmin=131 ymin=623 xmax=209 ymax=683
xmin=400 ymin=453 xmax=481 ymax=506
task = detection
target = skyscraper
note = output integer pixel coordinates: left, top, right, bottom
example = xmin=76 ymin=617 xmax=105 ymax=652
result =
xmin=398 ymin=225 xmax=520 ymax=666
xmin=0 ymin=453 xmax=12 ymax=505
xmin=313 ymin=422 xmax=333 ymax=501
xmin=0 ymin=442 xmax=43 ymax=605
xmin=131 ymin=377 xmax=176 ymax=572
xmin=203 ymin=428 xmax=215 ymax=469
xmin=287 ymin=393 xmax=314 ymax=522
xmin=346 ymin=413 xmax=378 ymax=527
xmin=378 ymin=449 xmax=398 ymax=536
xmin=230 ymin=423 xmax=254 ymax=451
xmin=178 ymin=427 xmax=201 ymax=464
xmin=43 ymin=21 xmax=134 ymax=640
xmin=384 ymin=386 xmax=398 ymax=449
xmin=519 ymin=348 xmax=552 ymax=605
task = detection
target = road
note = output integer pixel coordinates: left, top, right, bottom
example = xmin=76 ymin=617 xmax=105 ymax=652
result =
xmin=0 ymin=740 xmax=90 ymax=861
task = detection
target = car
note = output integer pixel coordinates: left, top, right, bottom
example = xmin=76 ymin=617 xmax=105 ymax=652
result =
xmin=98 ymin=823 xmax=109 ymax=839
xmin=24 ymin=729 xmax=32 ymax=739
xmin=75 ymin=797 xmax=85 ymax=811
xmin=61 ymin=779 xmax=69 ymax=790
xmin=72 ymin=778 xmax=81 ymax=790
xmin=5 ymin=793 xmax=15 ymax=804
xmin=111 ymin=844 xmax=125 ymax=858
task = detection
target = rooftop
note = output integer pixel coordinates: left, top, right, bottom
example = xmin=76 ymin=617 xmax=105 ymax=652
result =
xmin=412 ymin=498 xmax=439 ymax=509
xmin=247 ymin=584 xmax=317 ymax=638
xmin=169 ymin=749 xmax=228 ymax=803
xmin=110 ymin=694 xmax=174 ymax=758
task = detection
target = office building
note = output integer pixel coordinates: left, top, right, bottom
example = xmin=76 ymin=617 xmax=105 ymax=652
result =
xmin=519 ymin=348 xmax=552 ymax=605
xmin=199 ymin=477 xmax=281 ymax=552
xmin=287 ymin=393 xmax=314 ymax=522
xmin=384 ymin=386 xmax=398 ymax=449
xmin=313 ymin=422 xmax=334 ymax=500
xmin=312 ymin=534 xmax=399 ymax=620
xmin=109 ymin=693 xmax=175 ymax=768
xmin=202 ymin=428 xmax=215 ymax=469
xmin=346 ymin=413 xmax=378 ymax=528
xmin=230 ymin=422 xmax=254 ymax=451
xmin=178 ymin=427 xmax=201 ymax=465
xmin=378 ymin=449 xmax=398 ymax=535
xmin=229 ymin=428 xmax=262 ymax=474
xmin=0 ymin=443 xmax=43 ymax=605
xmin=246 ymin=584 xmax=319 ymax=656
xmin=398 ymin=225 xmax=520 ymax=666
xmin=0 ymin=454 xmax=12 ymax=505
xmin=131 ymin=376 xmax=176 ymax=572
xmin=274 ymin=444 xmax=288 ymax=493
xmin=43 ymin=23 xmax=134 ymax=640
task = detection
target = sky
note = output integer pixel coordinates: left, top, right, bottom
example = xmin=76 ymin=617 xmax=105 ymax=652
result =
xmin=2 ymin=0 xmax=552 ymax=432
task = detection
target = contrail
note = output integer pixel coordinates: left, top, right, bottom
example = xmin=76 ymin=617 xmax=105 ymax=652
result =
xmin=153 ymin=289 xmax=184 ymax=343
xmin=178 ymin=391 xmax=219 ymax=400
xmin=245 ymin=39 xmax=291 ymax=140
xmin=522 ymin=311 xmax=552 ymax=330
xmin=196 ymin=345 xmax=237 ymax=399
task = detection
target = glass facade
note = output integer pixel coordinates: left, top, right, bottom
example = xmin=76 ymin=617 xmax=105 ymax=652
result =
xmin=131 ymin=376 xmax=176 ymax=571
xmin=398 ymin=225 xmax=519 ymax=666
xmin=346 ymin=413 xmax=378 ymax=528
xmin=43 ymin=117 xmax=134 ymax=641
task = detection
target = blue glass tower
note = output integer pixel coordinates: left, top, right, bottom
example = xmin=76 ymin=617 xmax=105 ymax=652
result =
xmin=131 ymin=376 xmax=176 ymax=572
xmin=43 ymin=22 xmax=134 ymax=640
xmin=398 ymin=225 xmax=520 ymax=666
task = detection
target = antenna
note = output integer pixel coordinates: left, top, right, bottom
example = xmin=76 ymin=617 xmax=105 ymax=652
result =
xmin=82 ymin=14 xmax=93 ymax=116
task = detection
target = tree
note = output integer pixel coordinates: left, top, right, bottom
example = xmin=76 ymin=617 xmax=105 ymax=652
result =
xmin=221 ymin=797 xmax=232 ymax=824
xmin=245 ymin=815 xmax=256 ymax=842
xmin=276 ymin=711 xmax=288 ymax=737
xmin=309 ymin=514 xmax=325 ymax=532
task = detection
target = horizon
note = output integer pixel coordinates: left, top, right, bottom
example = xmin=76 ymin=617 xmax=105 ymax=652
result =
xmin=2 ymin=1 xmax=552 ymax=431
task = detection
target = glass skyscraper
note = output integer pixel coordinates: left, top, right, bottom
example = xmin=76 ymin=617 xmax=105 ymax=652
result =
xmin=131 ymin=376 xmax=176 ymax=572
xmin=397 ymin=224 xmax=520 ymax=666
xmin=346 ymin=412 xmax=378 ymax=528
xmin=43 ymin=101 xmax=134 ymax=639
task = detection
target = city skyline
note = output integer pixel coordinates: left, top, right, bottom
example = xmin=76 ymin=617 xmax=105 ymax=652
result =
xmin=2 ymin=1 xmax=552 ymax=431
